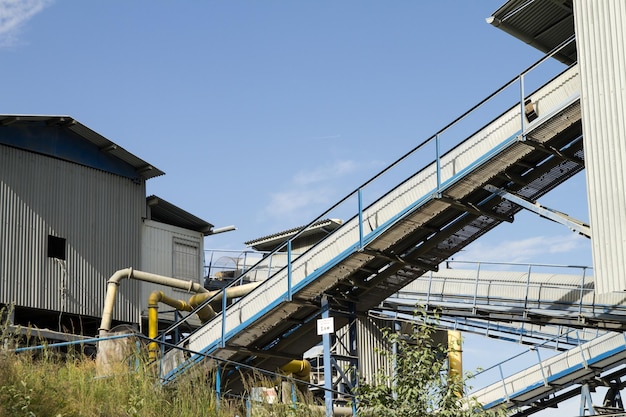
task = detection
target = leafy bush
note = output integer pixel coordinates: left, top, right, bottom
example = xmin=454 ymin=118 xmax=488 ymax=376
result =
xmin=354 ymin=310 xmax=504 ymax=417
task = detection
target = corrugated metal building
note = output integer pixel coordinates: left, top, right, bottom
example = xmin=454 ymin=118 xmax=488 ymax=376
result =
xmin=488 ymin=0 xmax=626 ymax=294
xmin=140 ymin=195 xmax=213 ymax=326
xmin=572 ymin=0 xmax=626 ymax=294
xmin=0 ymin=115 xmax=214 ymax=337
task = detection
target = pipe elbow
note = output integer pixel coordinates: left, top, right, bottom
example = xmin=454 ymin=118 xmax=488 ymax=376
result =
xmin=280 ymin=359 xmax=311 ymax=380
xmin=189 ymin=292 xmax=209 ymax=307
xmin=148 ymin=290 xmax=165 ymax=307
xmin=296 ymin=359 xmax=312 ymax=379
xmin=176 ymin=300 xmax=193 ymax=312
xmin=108 ymin=267 xmax=133 ymax=285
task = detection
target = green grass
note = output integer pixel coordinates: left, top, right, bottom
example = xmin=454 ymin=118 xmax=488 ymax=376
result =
xmin=0 ymin=313 xmax=323 ymax=417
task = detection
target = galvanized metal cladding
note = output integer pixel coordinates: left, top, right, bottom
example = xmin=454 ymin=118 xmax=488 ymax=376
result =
xmin=573 ymin=0 xmax=626 ymax=294
xmin=0 ymin=144 xmax=144 ymax=323
xmin=0 ymin=116 xmax=210 ymax=334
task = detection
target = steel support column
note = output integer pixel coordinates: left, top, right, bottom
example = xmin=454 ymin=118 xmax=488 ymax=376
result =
xmin=322 ymin=294 xmax=333 ymax=417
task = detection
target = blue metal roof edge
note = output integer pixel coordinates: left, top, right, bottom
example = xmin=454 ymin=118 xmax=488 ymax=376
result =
xmin=0 ymin=115 xmax=164 ymax=180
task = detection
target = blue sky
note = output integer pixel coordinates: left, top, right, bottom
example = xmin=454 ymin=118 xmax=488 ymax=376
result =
xmin=1 ymin=1 xmax=592 ymax=414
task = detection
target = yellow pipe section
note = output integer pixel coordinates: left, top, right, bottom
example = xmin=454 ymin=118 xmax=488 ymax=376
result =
xmin=188 ymin=290 xmax=218 ymax=322
xmin=189 ymin=281 xmax=261 ymax=322
xmin=447 ymin=330 xmax=463 ymax=397
xmin=280 ymin=359 xmax=311 ymax=380
xmin=146 ymin=281 xmax=261 ymax=359
xmin=148 ymin=291 xmax=193 ymax=360
xmin=99 ymin=269 xmax=262 ymax=362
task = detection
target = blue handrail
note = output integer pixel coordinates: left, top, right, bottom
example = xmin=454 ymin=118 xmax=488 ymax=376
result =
xmin=160 ymin=34 xmax=578 ymax=359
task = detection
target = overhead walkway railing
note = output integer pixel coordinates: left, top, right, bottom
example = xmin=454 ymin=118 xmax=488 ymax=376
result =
xmin=470 ymin=331 xmax=626 ymax=414
xmin=159 ymin=36 xmax=583 ymax=384
xmin=381 ymin=261 xmax=626 ymax=331
xmin=370 ymin=309 xmax=603 ymax=351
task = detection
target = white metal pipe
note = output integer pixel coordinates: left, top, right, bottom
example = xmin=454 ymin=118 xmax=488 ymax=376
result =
xmin=98 ymin=267 xmax=209 ymax=337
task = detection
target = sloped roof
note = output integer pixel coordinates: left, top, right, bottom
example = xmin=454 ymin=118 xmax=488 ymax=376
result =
xmin=488 ymin=0 xmax=576 ymax=65
xmin=147 ymin=195 xmax=214 ymax=235
xmin=0 ymin=114 xmax=164 ymax=180
xmin=245 ymin=218 xmax=343 ymax=251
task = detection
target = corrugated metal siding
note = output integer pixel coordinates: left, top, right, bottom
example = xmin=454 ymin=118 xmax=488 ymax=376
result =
xmin=573 ymin=0 xmax=626 ymax=293
xmin=489 ymin=0 xmax=576 ymax=65
xmin=140 ymin=220 xmax=203 ymax=325
xmin=1 ymin=145 xmax=144 ymax=323
xmin=335 ymin=316 xmax=393 ymax=384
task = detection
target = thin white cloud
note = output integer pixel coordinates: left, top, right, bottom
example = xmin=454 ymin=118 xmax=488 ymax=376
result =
xmin=0 ymin=0 xmax=52 ymax=48
xmin=266 ymin=187 xmax=334 ymax=220
xmin=263 ymin=159 xmax=359 ymax=223
xmin=456 ymin=234 xmax=586 ymax=264
xmin=293 ymin=160 xmax=357 ymax=186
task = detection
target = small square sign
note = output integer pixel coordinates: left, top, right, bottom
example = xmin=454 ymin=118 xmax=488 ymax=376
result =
xmin=317 ymin=317 xmax=334 ymax=335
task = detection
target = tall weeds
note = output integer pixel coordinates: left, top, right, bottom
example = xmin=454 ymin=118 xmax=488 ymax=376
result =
xmin=0 ymin=308 xmax=321 ymax=417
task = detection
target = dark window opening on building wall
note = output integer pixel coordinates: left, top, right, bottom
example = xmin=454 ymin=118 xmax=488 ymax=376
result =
xmin=48 ymin=235 xmax=66 ymax=260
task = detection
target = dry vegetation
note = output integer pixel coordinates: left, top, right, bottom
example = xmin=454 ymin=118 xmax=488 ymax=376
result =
xmin=0 ymin=312 xmax=322 ymax=417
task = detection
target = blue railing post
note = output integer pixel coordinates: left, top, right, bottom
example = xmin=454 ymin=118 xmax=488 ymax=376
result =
xmin=524 ymin=264 xmax=532 ymax=318
xmin=221 ymin=287 xmax=227 ymax=348
xmin=267 ymin=252 xmax=274 ymax=280
xmin=322 ymin=294 xmax=333 ymax=417
xmin=358 ymin=188 xmax=364 ymax=249
xmin=425 ymin=270 xmax=434 ymax=307
xmin=287 ymin=240 xmax=293 ymax=301
xmin=579 ymin=267 xmax=587 ymax=320
xmin=577 ymin=331 xmax=588 ymax=368
xmin=533 ymin=348 xmax=549 ymax=387
xmin=472 ymin=263 xmax=481 ymax=315
xmin=519 ymin=73 xmax=526 ymax=136
xmin=435 ymin=134 xmax=441 ymax=193
xmin=498 ymin=364 xmax=510 ymax=403
xmin=216 ymin=364 xmax=221 ymax=411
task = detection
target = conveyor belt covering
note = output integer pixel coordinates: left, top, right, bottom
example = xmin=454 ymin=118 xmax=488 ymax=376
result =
xmin=160 ymin=63 xmax=584 ymax=387
xmin=472 ymin=332 xmax=626 ymax=412
xmin=380 ymin=268 xmax=626 ymax=330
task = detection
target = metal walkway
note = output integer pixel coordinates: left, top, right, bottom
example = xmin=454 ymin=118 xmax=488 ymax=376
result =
xmin=380 ymin=264 xmax=626 ymax=331
xmin=471 ymin=331 xmax=626 ymax=415
xmin=159 ymin=50 xmax=584 ymax=390
xmin=372 ymin=265 xmax=626 ymax=414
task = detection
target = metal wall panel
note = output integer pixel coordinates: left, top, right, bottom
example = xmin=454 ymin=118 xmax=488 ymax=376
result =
xmin=1 ymin=145 xmax=145 ymax=324
xmin=140 ymin=220 xmax=203 ymax=325
xmin=573 ymin=0 xmax=626 ymax=293
xmin=335 ymin=316 xmax=393 ymax=384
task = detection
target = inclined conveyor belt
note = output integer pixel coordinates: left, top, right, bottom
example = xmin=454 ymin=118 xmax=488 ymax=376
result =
xmin=380 ymin=268 xmax=626 ymax=330
xmin=377 ymin=268 xmax=626 ymax=414
xmin=161 ymin=63 xmax=583 ymax=385
xmin=471 ymin=332 xmax=626 ymax=412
